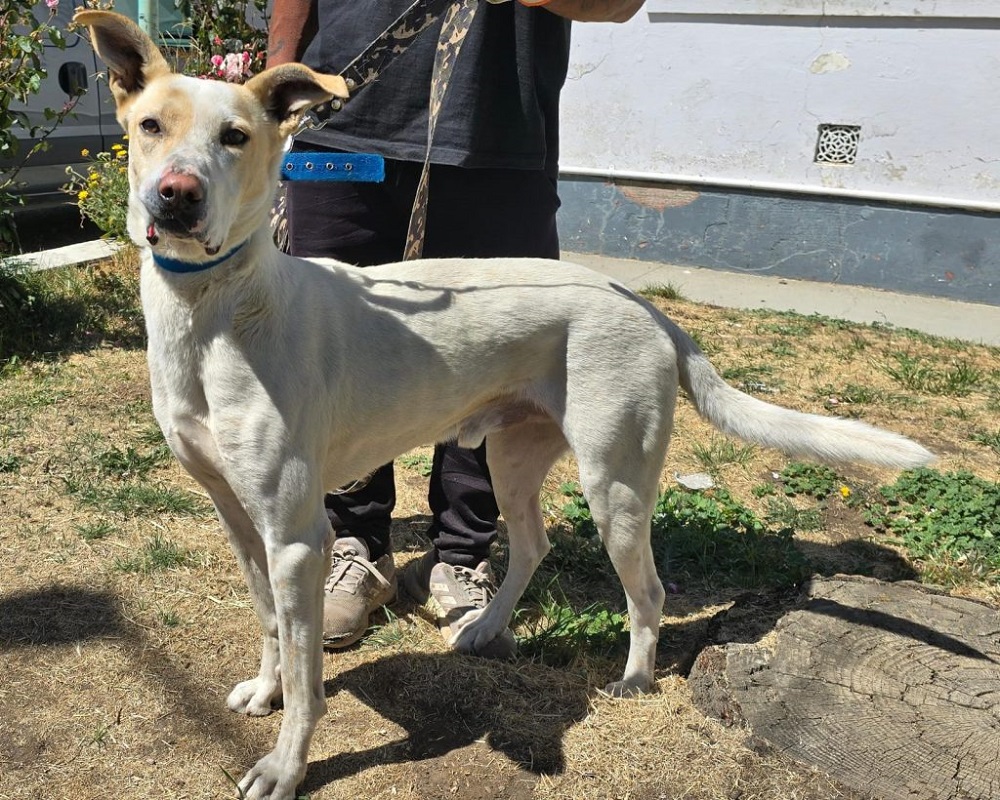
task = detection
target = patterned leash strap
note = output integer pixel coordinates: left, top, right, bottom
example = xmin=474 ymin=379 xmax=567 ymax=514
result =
xmin=291 ymin=0 xmax=500 ymax=262
xmin=402 ymin=0 xmax=482 ymax=261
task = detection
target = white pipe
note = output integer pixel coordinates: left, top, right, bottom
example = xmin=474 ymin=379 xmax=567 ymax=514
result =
xmin=559 ymin=166 xmax=1000 ymax=215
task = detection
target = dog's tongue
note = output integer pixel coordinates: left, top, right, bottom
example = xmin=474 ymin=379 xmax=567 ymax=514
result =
xmin=146 ymin=223 xmax=159 ymax=245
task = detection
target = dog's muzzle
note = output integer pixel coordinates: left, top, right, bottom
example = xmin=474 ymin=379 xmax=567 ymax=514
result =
xmin=146 ymin=167 xmax=208 ymax=239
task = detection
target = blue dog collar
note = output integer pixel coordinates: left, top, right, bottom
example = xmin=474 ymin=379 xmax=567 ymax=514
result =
xmin=152 ymin=239 xmax=248 ymax=274
xmin=281 ymin=152 xmax=385 ymax=182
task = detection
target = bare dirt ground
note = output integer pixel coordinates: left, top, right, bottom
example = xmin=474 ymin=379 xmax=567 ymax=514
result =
xmin=1 ymin=261 xmax=998 ymax=800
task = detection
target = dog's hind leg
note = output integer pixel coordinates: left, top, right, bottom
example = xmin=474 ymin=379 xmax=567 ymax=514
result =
xmin=572 ymin=402 xmax=672 ymax=697
xmin=450 ymin=421 xmax=568 ymax=655
xmin=580 ymin=467 xmax=665 ymax=697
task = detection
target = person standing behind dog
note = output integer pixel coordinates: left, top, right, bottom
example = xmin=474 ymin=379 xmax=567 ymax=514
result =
xmin=267 ymin=0 xmax=645 ymax=655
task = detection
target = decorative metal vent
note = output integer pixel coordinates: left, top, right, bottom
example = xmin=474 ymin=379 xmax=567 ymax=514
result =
xmin=815 ymin=124 xmax=861 ymax=165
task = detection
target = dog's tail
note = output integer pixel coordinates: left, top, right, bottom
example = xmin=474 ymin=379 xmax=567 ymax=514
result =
xmin=667 ymin=319 xmax=935 ymax=468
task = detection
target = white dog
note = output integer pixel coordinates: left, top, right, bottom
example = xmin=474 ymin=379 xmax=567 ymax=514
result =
xmin=76 ymin=10 xmax=933 ymax=799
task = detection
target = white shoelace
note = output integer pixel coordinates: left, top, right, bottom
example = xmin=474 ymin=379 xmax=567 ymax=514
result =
xmin=325 ymin=546 xmax=392 ymax=594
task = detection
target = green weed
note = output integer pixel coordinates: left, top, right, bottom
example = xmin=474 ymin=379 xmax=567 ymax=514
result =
xmin=885 ymin=353 xmax=983 ymax=396
xmin=0 ymin=452 xmax=23 ymax=473
xmin=363 ymin=608 xmax=415 ymax=650
xmin=75 ymin=520 xmax=118 ymax=541
xmin=765 ymin=497 xmax=824 ymax=532
xmin=970 ymin=429 xmax=1000 ymax=456
xmin=518 ymin=584 xmax=627 ymax=666
xmin=640 ymin=283 xmax=684 ymax=301
xmin=692 ymin=438 xmax=757 ymax=473
xmin=158 ymin=609 xmax=181 ymax=627
xmin=864 ymin=469 xmax=1000 ymax=578
xmin=650 ymin=488 xmax=811 ymax=589
xmin=775 ymin=462 xmax=841 ymax=500
xmin=113 ymin=534 xmax=192 ymax=574
xmin=93 ymin=443 xmax=171 ymax=480
xmin=398 ymin=452 xmax=433 ymax=477
xmin=70 ymin=479 xmax=206 ymax=517
xmin=555 ymin=482 xmax=810 ymax=590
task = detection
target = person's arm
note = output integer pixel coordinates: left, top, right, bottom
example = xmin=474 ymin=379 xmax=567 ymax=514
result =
xmin=523 ymin=0 xmax=645 ymax=23
xmin=267 ymin=0 xmax=318 ymax=68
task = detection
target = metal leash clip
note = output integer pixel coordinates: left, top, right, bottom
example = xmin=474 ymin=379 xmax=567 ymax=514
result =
xmin=293 ymin=100 xmax=343 ymax=138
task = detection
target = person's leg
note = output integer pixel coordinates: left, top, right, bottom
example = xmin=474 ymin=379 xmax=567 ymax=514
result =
xmin=285 ymin=151 xmax=413 ymax=647
xmin=285 ymin=152 xmax=415 ymax=558
xmin=421 ymin=165 xmax=561 ymax=566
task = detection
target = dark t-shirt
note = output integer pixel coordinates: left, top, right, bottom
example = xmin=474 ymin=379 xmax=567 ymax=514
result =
xmin=298 ymin=1 xmax=571 ymax=176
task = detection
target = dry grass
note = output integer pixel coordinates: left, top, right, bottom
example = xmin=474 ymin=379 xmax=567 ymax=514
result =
xmin=1 ymin=256 xmax=998 ymax=799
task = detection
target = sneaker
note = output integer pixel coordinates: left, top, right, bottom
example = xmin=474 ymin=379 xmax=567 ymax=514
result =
xmin=404 ymin=550 xmax=517 ymax=660
xmin=323 ymin=536 xmax=396 ymax=649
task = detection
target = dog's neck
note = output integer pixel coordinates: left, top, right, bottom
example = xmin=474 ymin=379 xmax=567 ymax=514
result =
xmin=151 ymin=238 xmax=250 ymax=275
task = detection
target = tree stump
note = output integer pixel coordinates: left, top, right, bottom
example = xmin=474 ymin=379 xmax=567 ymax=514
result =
xmin=688 ymin=576 xmax=1000 ymax=800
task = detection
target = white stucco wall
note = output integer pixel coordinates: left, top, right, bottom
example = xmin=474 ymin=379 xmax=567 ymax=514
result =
xmin=559 ymin=0 xmax=1000 ymax=209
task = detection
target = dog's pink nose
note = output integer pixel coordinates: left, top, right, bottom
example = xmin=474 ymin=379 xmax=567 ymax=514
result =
xmin=158 ymin=170 xmax=204 ymax=209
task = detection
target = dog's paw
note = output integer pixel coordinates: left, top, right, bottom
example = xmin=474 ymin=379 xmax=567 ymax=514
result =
xmin=603 ymin=677 xmax=652 ymax=698
xmin=227 ymin=676 xmax=282 ymax=717
xmin=449 ymin=609 xmax=517 ymax=660
xmin=237 ymin=750 xmax=304 ymax=800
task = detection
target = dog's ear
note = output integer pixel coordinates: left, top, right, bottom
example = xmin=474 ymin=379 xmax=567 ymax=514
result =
xmin=73 ymin=10 xmax=171 ymax=119
xmin=245 ymin=65 xmax=351 ymax=138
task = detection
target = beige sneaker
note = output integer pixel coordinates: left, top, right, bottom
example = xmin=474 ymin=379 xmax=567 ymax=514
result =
xmin=404 ymin=550 xmax=517 ymax=660
xmin=323 ymin=536 xmax=396 ymax=649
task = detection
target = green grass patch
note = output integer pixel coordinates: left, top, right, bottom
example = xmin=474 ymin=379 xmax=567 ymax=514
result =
xmin=518 ymin=584 xmax=628 ymax=666
xmin=692 ymin=437 xmax=757 ymax=473
xmin=639 ymin=283 xmax=684 ymax=301
xmin=75 ymin=520 xmax=119 ymax=541
xmin=398 ymin=452 xmax=433 ymax=477
xmin=113 ymin=534 xmax=192 ymax=574
xmin=0 ymin=452 xmax=23 ymax=473
xmin=884 ymin=353 xmax=984 ymax=397
xmin=67 ymin=477 xmax=207 ymax=517
xmin=0 ymin=256 xmax=143 ymax=369
xmin=554 ymin=482 xmax=811 ymax=591
xmin=93 ymin=443 xmax=172 ymax=480
xmin=864 ymin=468 xmax=1000 ymax=578
xmin=970 ymin=428 xmax=1000 ymax=457
xmin=774 ymin=462 xmax=842 ymax=500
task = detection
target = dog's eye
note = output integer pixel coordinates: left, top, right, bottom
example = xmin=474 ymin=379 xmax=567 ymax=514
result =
xmin=140 ymin=118 xmax=161 ymax=135
xmin=221 ymin=128 xmax=249 ymax=147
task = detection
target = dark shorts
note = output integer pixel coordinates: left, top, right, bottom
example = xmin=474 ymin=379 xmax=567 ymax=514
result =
xmin=284 ymin=147 xmax=561 ymax=265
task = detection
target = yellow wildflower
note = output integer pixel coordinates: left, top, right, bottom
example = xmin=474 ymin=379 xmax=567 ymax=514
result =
xmin=839 ymin=485 xmax=851 ymax=498
xmin=88 ymin=172 xmax=100 ymax=183
xmin=111 ymin=143 xmax=123 ymax=151
xmin=77 ymin=190 xmax=89 ymax=201
xmin=116 ymin=149 xmax=127 ymax=160
xmin=80 ymin=148 xmax=90 ymax=157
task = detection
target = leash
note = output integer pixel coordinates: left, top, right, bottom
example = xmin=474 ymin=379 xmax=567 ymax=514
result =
xmin=284 ymin=0 xmax=491 ymax=261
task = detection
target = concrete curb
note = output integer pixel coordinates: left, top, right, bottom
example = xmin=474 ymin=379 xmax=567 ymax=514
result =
xmin=3 ymin=239 xmax=123 ymax=273
xmin=566 ymin=251 xmax=1000 ymax=347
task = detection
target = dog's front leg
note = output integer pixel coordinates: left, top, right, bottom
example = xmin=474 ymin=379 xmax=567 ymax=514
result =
xmin=177 ymin=467 xmax=286 ymax=715
xmin=237 ymin=519 xmax=329 ymax=800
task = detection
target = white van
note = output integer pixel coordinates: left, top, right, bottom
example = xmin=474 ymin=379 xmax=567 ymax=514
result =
xmin=6 ymin=0 xmax=186 ymax=207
